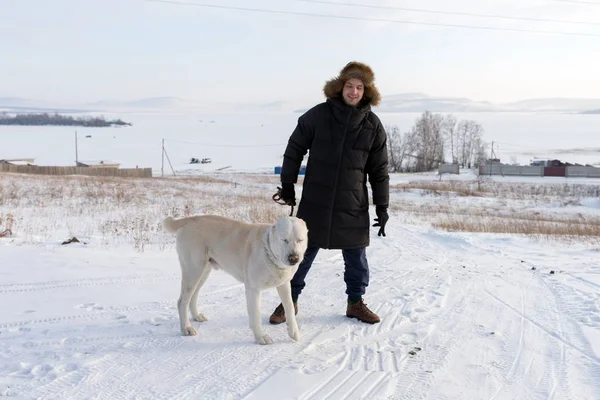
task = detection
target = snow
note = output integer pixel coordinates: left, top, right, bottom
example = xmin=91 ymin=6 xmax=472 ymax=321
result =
xmin=1 ymin=112 xmax=600 ymax=399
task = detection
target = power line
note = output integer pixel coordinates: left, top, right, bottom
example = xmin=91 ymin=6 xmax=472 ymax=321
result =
xmin=493 ymin=141 xmax=552 ymax=150
xmin=291 ymin=0 xmax=600 ymax=27
xmin=493 ymin=141 xmax=571 ymax=153
xmin=165 ymin=138 xmax=286 ymax=148
xmin=550 ymin=0 xmax=600 ymax=5
xmin=142 ymin=0 xmax=600 ymax=37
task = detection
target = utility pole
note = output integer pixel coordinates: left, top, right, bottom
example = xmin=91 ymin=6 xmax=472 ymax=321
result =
xmin=489 ymin=140 xmax=504 ymax=177
xmin=161 ymin=138 xmax=164 ymax=178
xmin=75 ymin=131 xmax=79 ymax=165
xmin=489 ymin=141 xmax=494 ymax=177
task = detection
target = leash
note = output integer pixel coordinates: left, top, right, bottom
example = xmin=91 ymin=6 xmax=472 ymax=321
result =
xmin=272 ymin=186 xmax=296 ymax=216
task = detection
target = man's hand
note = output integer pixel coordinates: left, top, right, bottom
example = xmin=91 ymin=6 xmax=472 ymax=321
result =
xmin=373 ymin=206 xmax=389 ymax=237
xmin=280 ymin=183 xmax=296 ymax=206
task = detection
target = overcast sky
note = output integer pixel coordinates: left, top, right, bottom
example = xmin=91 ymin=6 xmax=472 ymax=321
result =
xmin=2 ymin=0 xmax=599 ymax=106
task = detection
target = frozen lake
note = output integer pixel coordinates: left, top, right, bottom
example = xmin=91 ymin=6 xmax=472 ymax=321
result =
xmin=1 ymin=111 xmax=599 ymax=174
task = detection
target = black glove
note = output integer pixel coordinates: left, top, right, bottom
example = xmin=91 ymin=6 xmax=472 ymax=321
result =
xmin=373 ymin=206 xmax=389 ymax=237
xmin=280 ymin=183 xmax=296 ymax=206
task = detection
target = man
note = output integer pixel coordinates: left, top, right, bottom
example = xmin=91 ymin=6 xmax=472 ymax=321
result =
xmin=270 ymin=61 xmax=390 ymax=325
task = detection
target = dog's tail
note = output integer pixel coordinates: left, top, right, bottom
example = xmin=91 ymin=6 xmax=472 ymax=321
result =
xmin=162 ymin=216 xmax=190 ymax=233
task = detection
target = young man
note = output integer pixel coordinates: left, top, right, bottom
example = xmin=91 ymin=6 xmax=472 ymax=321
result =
xmin=271 ymin=61 xmax=390 ymax=324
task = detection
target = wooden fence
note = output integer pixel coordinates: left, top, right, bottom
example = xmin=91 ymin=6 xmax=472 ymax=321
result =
xmin=439 ymin=163 xmax=460 ymax=175
xmin=479 ymin=164 xmax=600 ymax=178
xmin=0 ymin=163 xmax=153 ymax=178
xmin=566 ymin=166 xmax=600 ymax=178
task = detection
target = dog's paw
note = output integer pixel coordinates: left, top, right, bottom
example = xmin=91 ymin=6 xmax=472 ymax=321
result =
xmin=193 ymin=313 xmax=208 ymax=323
xmin=182 ymin=326 xmax=197 ymax=336
xmin=288 ymin=327 xmax=300 ymax=342
xmin=256 ymin=334 xmax=274 ymax=345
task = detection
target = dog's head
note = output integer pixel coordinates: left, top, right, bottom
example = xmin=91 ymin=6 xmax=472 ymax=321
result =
xmin=269 ymin=216 xmax=308 ymax=268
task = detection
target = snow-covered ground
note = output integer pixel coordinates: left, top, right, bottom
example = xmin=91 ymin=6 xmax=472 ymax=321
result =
xmin=1 ymin=110 xmax=600 ymax=399
xmin=2 ymin=220 xmax=600 ymax=399
xmin=1 ymin=166 xmax=599 ymax=399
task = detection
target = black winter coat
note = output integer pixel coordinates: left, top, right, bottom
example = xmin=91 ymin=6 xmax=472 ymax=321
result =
xmin=281 ymin=97 xmax=389 ymax=249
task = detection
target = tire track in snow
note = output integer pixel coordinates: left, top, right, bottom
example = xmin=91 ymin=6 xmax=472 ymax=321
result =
xmin=0 ymin=301 xmax=173 ymax=329
xmin=506 ymin=287 xmax=525 ymax=382
xmin=484 ymin=290 xmax=600 ymax=367
xmin=533 ymin=264 xmax=573 ymax=400
xmin=562 ymin=271 xmax=600 ymax=290
xmin=0 ymin=284 xmax=244 ymax=329
xmin=465 ymin=241 xmax=597 ymax=399
xmin=532 ymin=262 xmax=600 ymax=399
xmin=0 ymin=273 xmax=179 ymax=294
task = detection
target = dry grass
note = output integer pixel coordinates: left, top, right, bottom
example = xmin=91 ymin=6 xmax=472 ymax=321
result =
xmin=433 ymin=214 xmax=600 ymax=237
xmin=393 ymin=181 xmax=485 ymax=198
xmin=389 ymin=192 xmax=600 ymax=244
xmin=0 ymin=172 xmax=293 ymax=251
xmin=2 ymin=171 xmax=599 ymax=249
xmin=158 ymin=175 xmax=236 ymax=185
xmin=393 ymin=179 xmax=600 ymax=202
xmin=0 ymin=213 xmax=15 ymax=231
xmin=434 ymin=218 xmax=600 ymax=238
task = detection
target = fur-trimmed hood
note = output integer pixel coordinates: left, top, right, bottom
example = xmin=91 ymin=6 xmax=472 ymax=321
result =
xmin=323 ymin=61 xmax=381 ymax=107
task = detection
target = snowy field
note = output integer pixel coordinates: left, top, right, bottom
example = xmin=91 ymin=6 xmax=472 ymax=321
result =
xmin=1 ymin=168 xmax=599 ymax=399
xmin=1 ymin=112 xmax=600 ymax=399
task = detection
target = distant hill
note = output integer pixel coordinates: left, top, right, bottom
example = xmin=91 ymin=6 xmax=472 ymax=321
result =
xmin=378 ymin=93 xmax=505 ymax=113
xmin=295 ymin=94 xmax=600 ymax=114
xmin=377 ymin=94 xmax=600 ymax=113
xmin=0 ymin=97 xmax=90 ymax=113
xmin=86 ymin=97 xmax=307 ymax=114
xmin=0 ymin=97 xmax=47 ymax=108
xmin=3 ymin=95 xmax=600 ymax=114
xmin=501 ymin=98 xmax=600 ymax=113
xmin=86 ymin=96 xmax=207 ymax=110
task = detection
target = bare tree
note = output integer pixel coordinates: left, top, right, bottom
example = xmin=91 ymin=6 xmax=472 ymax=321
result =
xmin=385 ymin=124 xmax=408 ymax=172
xmin=473 ymin=135 xmax=489 ymax=168
xmin=405 ymin=111 xmax=446 ymax=172
xmin=442 ymin=114 xmax=458 ymax=164
xmin=456 ymin=120 xmax=485 ymax=168
xmin=385 ymin=112 xmax=486 ymax=173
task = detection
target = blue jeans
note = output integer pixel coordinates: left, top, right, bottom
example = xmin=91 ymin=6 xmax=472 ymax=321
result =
xmin=290 ymin=246 xmax=370 ymax=302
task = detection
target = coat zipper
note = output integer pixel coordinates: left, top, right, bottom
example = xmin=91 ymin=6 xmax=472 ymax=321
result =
xmin=326 ymin=108 xmax=352 ymax=248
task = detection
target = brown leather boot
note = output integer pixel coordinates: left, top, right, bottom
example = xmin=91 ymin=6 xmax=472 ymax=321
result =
xmin=346 ymin=299 xmax=380 ymax=324
xmin=269 ymin=301 xmax=298 ymax=325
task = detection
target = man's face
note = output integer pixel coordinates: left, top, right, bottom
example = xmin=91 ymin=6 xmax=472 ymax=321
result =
xmin=342 ymin=78 xmax=364 ymax=107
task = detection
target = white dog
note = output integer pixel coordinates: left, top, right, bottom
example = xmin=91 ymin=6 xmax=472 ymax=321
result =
xmin=163 ymin=214 xmax=308 ymax=345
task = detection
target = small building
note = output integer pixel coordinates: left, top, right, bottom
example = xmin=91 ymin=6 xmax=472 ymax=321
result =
xmin=274 ymin=165 xmax=306 ymax=175
xmin=0 ymin=158 xmax=36 ymax=165
xmin=530 ymin=159 xmax=574 ymax=168
xmin=76 ymin=160 xmax=120 ymax=168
